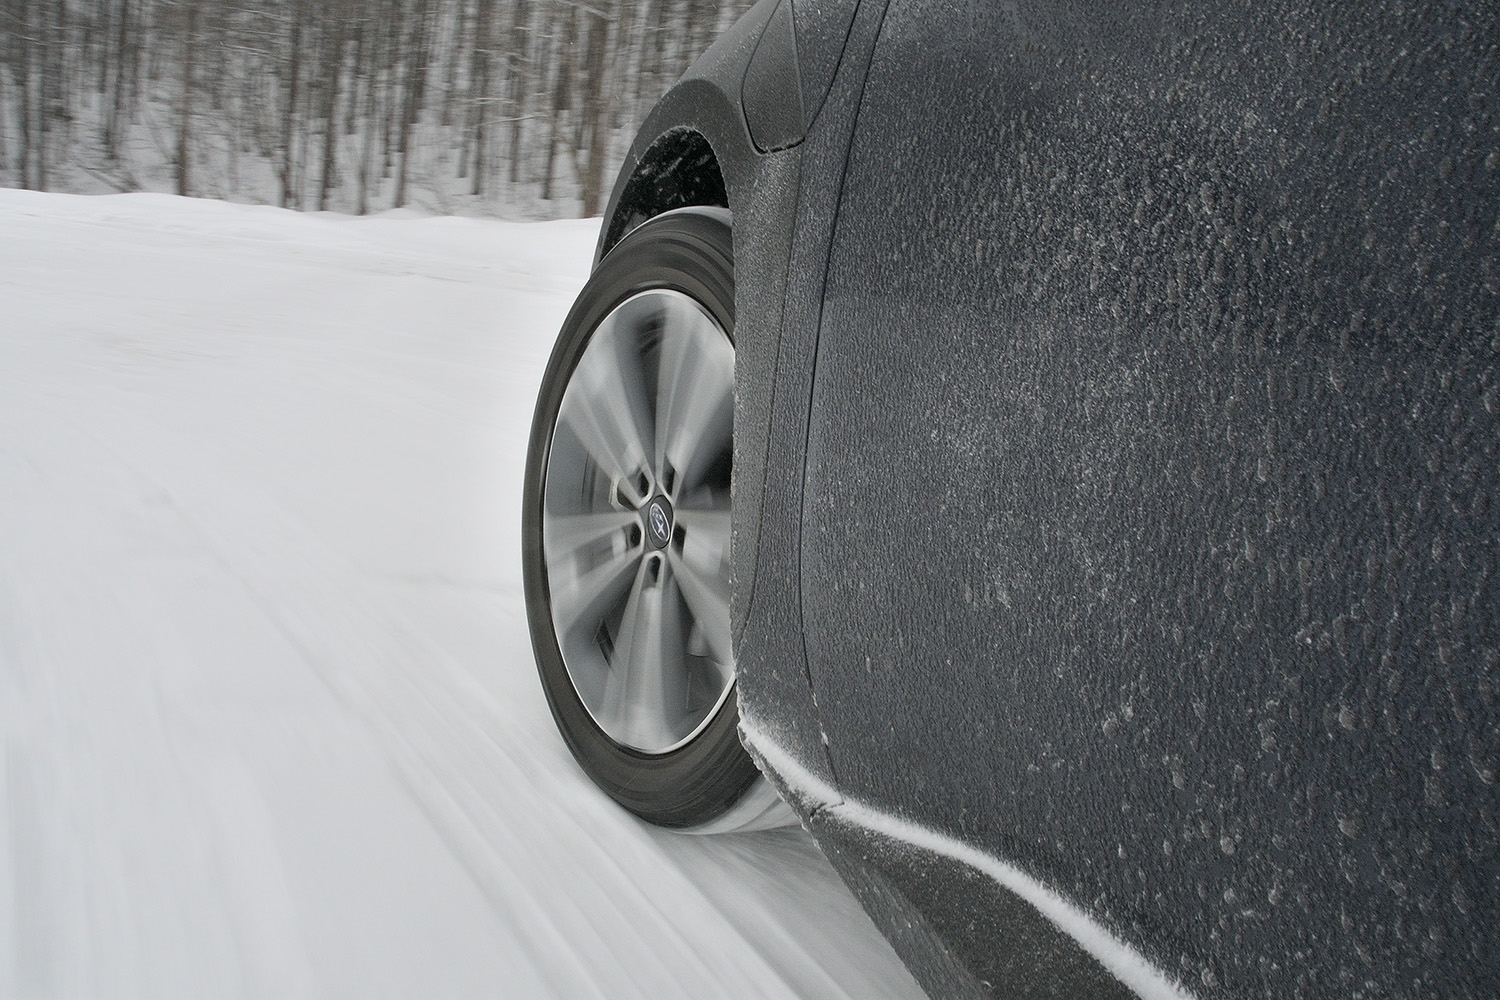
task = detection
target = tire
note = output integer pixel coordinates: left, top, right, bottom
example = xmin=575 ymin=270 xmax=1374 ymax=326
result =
xmin=522 ymin=208 xmax=763 ymax=828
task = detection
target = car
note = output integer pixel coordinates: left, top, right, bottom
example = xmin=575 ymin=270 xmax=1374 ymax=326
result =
xmin=520 ymin=1 xmax=1499 ymax=997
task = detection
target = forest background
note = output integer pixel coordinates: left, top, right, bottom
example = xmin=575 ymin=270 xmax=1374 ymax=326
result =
xmin=0 ymin=0 xmax=752 ymax=217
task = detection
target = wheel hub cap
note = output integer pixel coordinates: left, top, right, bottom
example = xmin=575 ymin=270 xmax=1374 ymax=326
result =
xmin=644 ymin=496 xmax=673 ymax=549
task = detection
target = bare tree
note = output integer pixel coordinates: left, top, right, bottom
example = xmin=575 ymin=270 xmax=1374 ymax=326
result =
xmin=279 ymin=0 xmax=305 ymax=207
xmin=315 ymin=0 xmax=346 ymax=209
xmin=173 ymin=0 xmax=195 ymax=195
xmin=576 ymin=1 xmax=608 ymax=216
xmin=0 ymin=0 xmax=753 ymax=212
xmin=392 ymin=0 xmax=432 ymax=208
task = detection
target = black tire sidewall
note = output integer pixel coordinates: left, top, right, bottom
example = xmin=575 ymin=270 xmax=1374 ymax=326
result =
xmin=521 ymin=210 xmax=758 ymax=828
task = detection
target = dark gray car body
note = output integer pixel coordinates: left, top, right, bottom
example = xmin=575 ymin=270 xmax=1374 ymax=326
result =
xmin=595 ymin=2 xmax=1499 ymax=997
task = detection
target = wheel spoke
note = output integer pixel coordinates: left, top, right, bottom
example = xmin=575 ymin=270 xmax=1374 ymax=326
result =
xmin=544 ymin=509 xmax=638 ymax=567
xmin=598 ymin=563 xmax=690 ymax=750
xmin=547 ymin=541 xmax=640 ymax=649
xmin=668 ymin=561 xmax=731 ymax=669
xmin=556 ymin=315 xmax=654 ymax=497
xmin=667 ymin=506 xmax=732 ymax=665
xmin=673 ymin=505 xmax=730 ymax=544
xmin=654 ymin=295 xmax=733 ymax=496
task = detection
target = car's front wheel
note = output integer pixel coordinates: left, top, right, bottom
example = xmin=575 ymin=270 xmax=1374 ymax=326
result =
xmin=522 ymin=208 xmax=774 ymax=829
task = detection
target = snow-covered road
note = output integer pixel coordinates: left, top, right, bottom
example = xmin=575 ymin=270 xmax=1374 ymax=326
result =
xmin=0 ymin=190 xmax=924 ymax=1000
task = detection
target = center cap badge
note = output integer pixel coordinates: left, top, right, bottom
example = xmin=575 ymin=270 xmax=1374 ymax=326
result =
xmin=645 ymin=497 xmax=673 ymax=549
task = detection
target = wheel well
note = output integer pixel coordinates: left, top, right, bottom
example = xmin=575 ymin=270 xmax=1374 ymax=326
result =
xmin=600 ymin=127 xmax=728 ymax=260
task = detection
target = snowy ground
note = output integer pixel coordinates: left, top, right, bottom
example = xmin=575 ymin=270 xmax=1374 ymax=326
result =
xmin=0 ymin=190 xmax=925 ymax=1000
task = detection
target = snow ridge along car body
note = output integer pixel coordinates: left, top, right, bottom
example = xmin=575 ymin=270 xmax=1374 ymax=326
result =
xmin=524 ymin=1 xmax=1499 ymax=997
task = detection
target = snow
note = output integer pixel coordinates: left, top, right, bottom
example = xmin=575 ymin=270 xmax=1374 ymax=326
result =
xmin=0 ymin=189 xmax=925 ymax=1000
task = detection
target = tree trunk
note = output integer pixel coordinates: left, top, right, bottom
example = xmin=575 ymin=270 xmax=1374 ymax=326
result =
xmin=578 ymin=8 xmax=610 ymax=217
xmin=438 ymin=0 xmax=470 ymax=127
xmin=345 ymin=18 xmax=363 ymax=134
xmin=504 ymin=0 xmax=531 ymax=186
xmin=49 ymin=0 xmax=66 ymax=156
xmin=176 ymin=2 xmax=198 ymax=197
xmin=540 ymin=10 xmax=573 ymax=203
xmin=459 ymin=0 xmax=492 ymax=190
xmin=35 ymin=0 xmax=50 ymax=190
xmin=317 ymin=11 xmax=344 ymax=211
xmin=357 ymin=4 xmax=384 ymax=212
xmin=393 ymin=0 xmax=433 ymax=209
xmin=379 ymin=0 xmax=397 ymax=178
xmin=104 ymin=0 xmax=129 ymax=157
xmin=281 ymin=4 xmax=305 ymax=208
xmin=0 ymin=54 xmax=9 ymax=182
xmin=19 ymin=9 xmax=33 ymax=190
xmin=357 ymin=71 xmax=374 ymax=214
xmin=96 ymin=0 xmax=113 ymax=94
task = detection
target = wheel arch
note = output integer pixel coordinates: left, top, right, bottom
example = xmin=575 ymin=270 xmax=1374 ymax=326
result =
xmin=593 ymin=0 xmax=785 ymax=265
xmin=596 ymin=125 xmax=731 ymax=263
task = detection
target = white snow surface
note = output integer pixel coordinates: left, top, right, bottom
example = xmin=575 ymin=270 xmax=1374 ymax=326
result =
xmin=0 ymin=190 xmax=926 ymax=1000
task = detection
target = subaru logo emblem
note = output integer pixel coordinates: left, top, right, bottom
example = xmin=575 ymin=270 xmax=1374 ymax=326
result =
xmin=648 ymin=500 xmax=671 ymax=547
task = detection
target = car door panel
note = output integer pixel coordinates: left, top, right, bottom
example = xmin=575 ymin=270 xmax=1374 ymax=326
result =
xmin=800 ymin=1 xmax=1498 ymax=996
